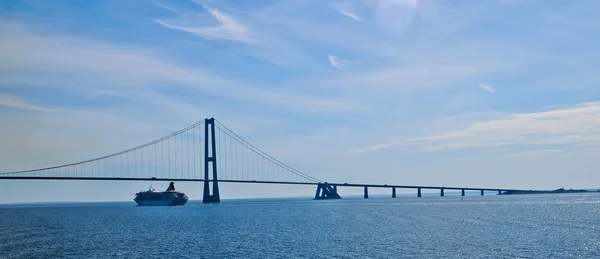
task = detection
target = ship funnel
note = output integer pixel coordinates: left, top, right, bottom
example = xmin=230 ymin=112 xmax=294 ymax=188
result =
xmin=167 ymin=182 xmax=176 ymax=191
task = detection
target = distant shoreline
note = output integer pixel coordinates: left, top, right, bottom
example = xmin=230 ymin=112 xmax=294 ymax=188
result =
xmin=500 ymin=188 xmax=600 ymax=195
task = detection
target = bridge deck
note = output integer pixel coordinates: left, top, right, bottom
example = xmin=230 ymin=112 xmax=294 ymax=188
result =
xmin=0 ymin=176 xmax=537 ymax=192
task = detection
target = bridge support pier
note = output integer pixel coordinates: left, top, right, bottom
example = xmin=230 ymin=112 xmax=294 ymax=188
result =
xmin=364 ymin=186 xmax=369 ymax=199
xmin=498 ymin=190 xmax=502 ymax=195
xmin=392 ymin=187 xmax=396 ymax=198
xmin=314 ymin=183 xmax=341 ymax=200
xmin=417 ymin=188 xmax=422 ymax=197
xmin=203 ymin=118 xmax=220 ymax=203
xmin=440 ymin=188 xmax=444 ymax=197
xmin=481 ymin=190 xmax=484 ymax=196
xmin=461 ymin=189 xmax=465 ymax=196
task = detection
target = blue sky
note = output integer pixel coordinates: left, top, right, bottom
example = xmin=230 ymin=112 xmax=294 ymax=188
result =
xmin=1 ymin=0 xmax=600 ymax=203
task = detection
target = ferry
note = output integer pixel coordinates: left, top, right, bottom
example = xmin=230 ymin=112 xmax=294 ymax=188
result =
xmin=134 ymin=182 xmax=188 ymax=206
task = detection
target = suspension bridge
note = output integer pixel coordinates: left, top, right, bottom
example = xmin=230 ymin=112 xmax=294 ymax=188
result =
xmin=0 ymin=118 xmax=537 ymax=202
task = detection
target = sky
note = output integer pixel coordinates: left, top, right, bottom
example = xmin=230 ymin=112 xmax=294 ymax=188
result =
xmin=1 ymin=0 xmax=600 ymax=203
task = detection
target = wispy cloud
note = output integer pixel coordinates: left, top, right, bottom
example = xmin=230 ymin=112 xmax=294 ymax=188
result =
xmin=515 ymin=149 xmax=563 ymax=156
xmin=0 ymin=20 xmax=360 ymax=116
xmin=479 ymin=84 xmax=495 ymax=93
xmin=328 ymin=54 xmax=345 ymax=70
xmin=154 ymin=2 xmax=254 ymax=43
xmin=408 ymin=102 xmax=600 ymax=151
xmin=420 ymin=141 xmax=509 ymax=152
xmin=151 ymin=1 xmax=185 ymax=16
xmin=332 ymin=3 xmax=365 ymax=22
xmin=0 ymin=94 xmax=52 ymax=112
xmin=339 ymin=9 xmax=364 ymax=22
xmin=502 ymin=148 xmax=600 ymax=158
xmin=348 ymin=144 xmax=390 ymax=153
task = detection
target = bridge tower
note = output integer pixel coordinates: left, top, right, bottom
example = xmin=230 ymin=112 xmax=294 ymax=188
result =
xmin=203 ymin=118 xmax=220 ymax=203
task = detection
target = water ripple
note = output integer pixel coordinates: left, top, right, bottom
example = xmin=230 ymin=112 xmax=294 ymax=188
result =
xmin=1 ymin=194 xmax=599 ymax=258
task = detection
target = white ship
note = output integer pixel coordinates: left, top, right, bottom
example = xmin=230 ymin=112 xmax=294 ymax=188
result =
xmin=134 ymin=182 xmax=188 ymax=206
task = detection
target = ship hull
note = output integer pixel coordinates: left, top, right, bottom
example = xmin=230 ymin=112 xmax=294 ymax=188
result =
xmin=134 ymin=198 xmax=188 ymax=206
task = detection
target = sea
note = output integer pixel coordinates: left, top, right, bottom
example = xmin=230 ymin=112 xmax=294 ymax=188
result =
xmin=1 ymin=193 xmax=599 ymax=258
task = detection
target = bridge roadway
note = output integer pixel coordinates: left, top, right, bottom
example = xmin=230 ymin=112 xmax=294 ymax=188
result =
xmin=0 ymin=176 xmax=538 ymax=197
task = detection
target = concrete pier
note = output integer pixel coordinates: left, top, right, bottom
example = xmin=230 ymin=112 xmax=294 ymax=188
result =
xmin=392 ymin=187 xmax=396 ymax=198
xmin=364 ymin=186 xmax=369 ymax=199
xmin=417 ymin=188 xmax=422 ymax=197
xmin=314 ymin=183 xmax=342 ymax=200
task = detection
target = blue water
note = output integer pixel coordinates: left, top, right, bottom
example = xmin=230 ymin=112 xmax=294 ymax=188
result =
xmin=1 ymin=194 xmax=599 ymax=258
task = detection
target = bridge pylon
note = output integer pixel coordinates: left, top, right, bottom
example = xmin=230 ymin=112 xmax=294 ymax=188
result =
xmin=203 ymin=118 xmax=220 ymax=203
xmin=314 ymin=182 xmax=342 ymax=200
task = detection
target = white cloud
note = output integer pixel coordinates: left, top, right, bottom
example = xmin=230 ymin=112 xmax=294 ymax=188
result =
xmin=421 ymin=141 xmax=509 ymax=152
xmin=151 ymin=1 xmax=185 ymax=16
xmin=348 ymin=144 xmax=390 ymax=153
xmin=479 ymin=84 xmax=495 ymax=93
xmin=338 ymin=9 xmax=364 ymax=22
xmin=515 ymin=149 xmax=563 ymax=156
xmin=535 ymin=135 xmax=600 ymax=145
xmin=310 ymin=57 xmax=511 ymax=99
xmin=154 ymin=2 xmax=255 ymax=43
xmin=328 ymin=54 xmax=345 ymax=70
xmin=502 ymin=148 xmax=600 ymax=158
xmin=332 ymin=3 xmax=365 ymax=22
xmin=408 ymin=102 xmax=600 ymax=151
xmin=0 ymin=21 xmax=226 ymax=87
xmin=0 ymin=94 xmax=52 ymax=112
xmin=0 ymin=20 xmax=361 ymax=116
